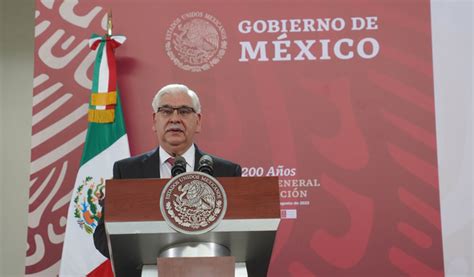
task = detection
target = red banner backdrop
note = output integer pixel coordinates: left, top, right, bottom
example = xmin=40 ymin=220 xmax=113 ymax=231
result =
xmin=28 ymin=0 xmax=443 ymax=275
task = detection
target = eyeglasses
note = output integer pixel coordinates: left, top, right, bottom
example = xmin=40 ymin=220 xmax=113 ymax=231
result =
xmin=156 ymin=105 xmax=196 ymax=117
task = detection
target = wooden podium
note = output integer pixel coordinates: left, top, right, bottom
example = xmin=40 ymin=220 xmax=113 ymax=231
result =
xmin=105 ymin=177 xmax=281 ymax=277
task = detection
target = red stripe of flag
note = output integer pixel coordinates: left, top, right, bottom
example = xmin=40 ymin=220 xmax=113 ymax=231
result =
xmin=106 ymin=38 xmax=117 ymax=92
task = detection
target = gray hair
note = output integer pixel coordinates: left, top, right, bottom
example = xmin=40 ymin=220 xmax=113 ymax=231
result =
xmin=151 ymin=84 xmax=201 ymax=113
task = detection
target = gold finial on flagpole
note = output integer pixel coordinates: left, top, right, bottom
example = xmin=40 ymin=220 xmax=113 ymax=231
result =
xmin=107 ymin=10 xmax=113 ymax=36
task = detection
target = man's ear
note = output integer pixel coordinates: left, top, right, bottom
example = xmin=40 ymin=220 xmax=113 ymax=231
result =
xmin=195 ymin=113 xmax=202 ymax=133
xmin=152 ymin=113 xmax=157 ymax=132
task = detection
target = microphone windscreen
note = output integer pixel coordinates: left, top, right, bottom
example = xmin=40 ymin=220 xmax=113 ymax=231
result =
xmin=174 ymin=155 xmax=187 ymax=167
xmin=199 ymin=155 xmax=214 ymax=167
xmin=171 ymin=155 xmax=187 ymax=177
xmin=198 ymin=155 xmax=214 ymax=176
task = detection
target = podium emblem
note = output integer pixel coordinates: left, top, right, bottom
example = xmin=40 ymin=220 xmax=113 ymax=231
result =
xmin=160 ymin=172 xmax=227 ymax=234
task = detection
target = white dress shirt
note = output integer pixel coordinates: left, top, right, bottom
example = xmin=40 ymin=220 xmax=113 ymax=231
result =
xmin=159 ymin=144 xmax=195 ymax=178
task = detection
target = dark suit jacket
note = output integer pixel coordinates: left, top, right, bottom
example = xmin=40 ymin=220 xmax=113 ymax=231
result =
xmin=93 ymin=145 xmax=241 ymax=258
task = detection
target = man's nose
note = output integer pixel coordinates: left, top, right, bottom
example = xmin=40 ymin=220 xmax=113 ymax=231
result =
xmin=169 ymin=109 xmax=181 ymax=121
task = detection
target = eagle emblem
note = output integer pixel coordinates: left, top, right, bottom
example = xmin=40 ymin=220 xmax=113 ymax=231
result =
xmin=73 ymin=176 xmax=105 ymax=234
xmin=160 ymin=172 xmax=227 ymax=234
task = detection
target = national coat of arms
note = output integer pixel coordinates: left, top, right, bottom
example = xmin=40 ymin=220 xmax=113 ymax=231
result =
xmin=73 ymin=176 xmax=105 ymax=234
xmin=160 ymin=172 xmax=227 ymax=234
xmin=165 ymin=11 xmax=227 ymax=72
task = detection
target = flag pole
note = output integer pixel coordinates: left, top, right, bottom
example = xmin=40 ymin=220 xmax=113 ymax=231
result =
xmin=107 ymin=10 xmax=113 ymax=36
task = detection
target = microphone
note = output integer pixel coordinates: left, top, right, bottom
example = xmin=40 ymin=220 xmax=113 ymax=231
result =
xmin=198 ymin=155 xmax=214 ymax=176
xmin=171 ymin=155 xmax=187 ymax=177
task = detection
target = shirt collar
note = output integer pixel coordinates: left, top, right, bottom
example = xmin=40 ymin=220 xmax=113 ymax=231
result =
xmin=159 ymin=144 xmax=195 ymax=168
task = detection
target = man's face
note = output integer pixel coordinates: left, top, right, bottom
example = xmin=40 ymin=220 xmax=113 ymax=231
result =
xmin=152 ymin=92 xmax=202 ymax=155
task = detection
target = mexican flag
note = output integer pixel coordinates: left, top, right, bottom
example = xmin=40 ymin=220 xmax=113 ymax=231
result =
xmin=59 ymin=33 xmax=130 ymax=276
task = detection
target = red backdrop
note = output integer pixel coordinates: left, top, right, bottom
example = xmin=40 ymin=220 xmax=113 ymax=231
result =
xmin=27 ymin=0 xmax=443 ymax=275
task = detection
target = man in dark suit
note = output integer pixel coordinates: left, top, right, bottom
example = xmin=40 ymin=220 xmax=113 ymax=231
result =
xmin=93 ymin=84 xmax=241 ymax=257
xmin=112 ymin=146 xmax=241 ymax=179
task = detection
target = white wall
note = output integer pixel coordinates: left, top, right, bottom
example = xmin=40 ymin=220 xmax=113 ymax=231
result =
xmin=0 ymin=0 xmax=4 ymax=274
xmin=0 ymin=0 xmax=472 ymax=276
xmin=0 ymin=0 xmax=34 ymax=276
xmin=432 ymin=1 xmax=473 ymax=276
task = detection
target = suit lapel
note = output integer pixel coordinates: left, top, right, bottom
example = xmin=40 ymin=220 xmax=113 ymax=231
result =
xmin=143 ymin=148 xmax=161 ymax=178
xmin=194 ymin=144 xmax=203 ymax=171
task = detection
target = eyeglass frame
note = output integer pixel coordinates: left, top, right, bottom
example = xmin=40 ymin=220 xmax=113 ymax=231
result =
xmin=155 ymin=105 xmax=197 ymax=117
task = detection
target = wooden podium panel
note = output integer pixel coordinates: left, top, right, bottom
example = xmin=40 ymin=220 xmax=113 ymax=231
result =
xmin=106 ymin=177 xmax=280 ymax=222
xmin=157 ymin=257 xmax=235 ymax=277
